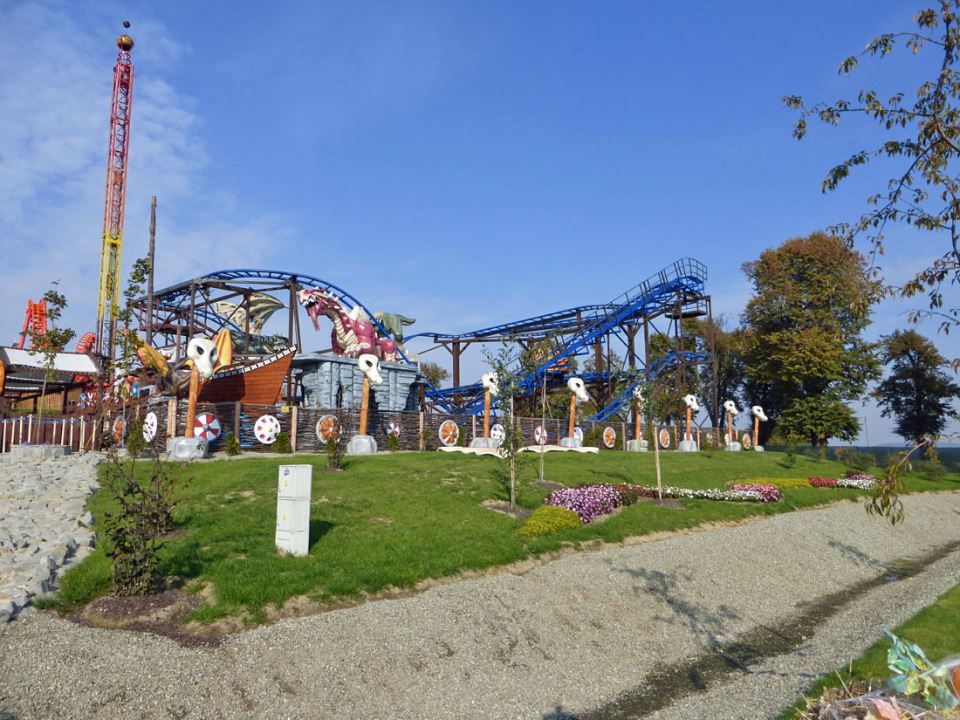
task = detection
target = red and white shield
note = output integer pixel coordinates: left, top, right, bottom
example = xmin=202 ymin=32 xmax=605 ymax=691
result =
xmin=255 ymin=414 xmax=281 ymax=445
xmin=387 ymin=422 xmax=401 ymax=437
xmin=194 ymin=413 xmax=222 ymax=443
xmin=534 ymin=425 xmax=548 ymax=445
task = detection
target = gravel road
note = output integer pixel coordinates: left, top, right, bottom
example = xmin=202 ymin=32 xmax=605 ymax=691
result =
xmin=2 ymin=488 xmax=959 ymax=720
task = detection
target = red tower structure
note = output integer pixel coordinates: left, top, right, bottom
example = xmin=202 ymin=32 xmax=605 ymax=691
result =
xmin=95 ymin=31 xmax=135 ymax=359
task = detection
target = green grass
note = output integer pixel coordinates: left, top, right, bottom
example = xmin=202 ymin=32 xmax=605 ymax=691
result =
xmin=52 ymin=449 xmax=960 ymax=625
xmin=779 ymin=581 xmax=960 ymax=719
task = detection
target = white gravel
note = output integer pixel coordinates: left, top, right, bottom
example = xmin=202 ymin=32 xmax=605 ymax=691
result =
xmin=0 ymin=475 xmax=959 ymax=719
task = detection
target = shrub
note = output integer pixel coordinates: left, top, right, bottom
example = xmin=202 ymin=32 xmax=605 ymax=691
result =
xmin=835 ymin=446 xmax=876 ymax=471
xmin=325 ymin=434 xmax=346 ymax=471
xmin=224 ymin=432 xmax=241 ymax=456
xmin=808 ymin=476 xmax=838 ymax=488
xmin=781 ymin=446 xmax=797 ymax=469
xmin=272 ymin=431 xmax=292 ymax=454
xmin=517 ymin=506 xmax=582 ymax=538
xmin=738 ymin=477 xmax=809 ymax=489
xmin=388 ymin=434 xmax=400 ymax=452
xmin=730 ymin=483 xmax=783 ymax=502
xmin=545 ymin=484 xmax=622 ymax=523
xmin=583 ymin=426 xmax=604 ymax=449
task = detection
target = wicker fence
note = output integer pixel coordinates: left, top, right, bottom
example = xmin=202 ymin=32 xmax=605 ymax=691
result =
xmin=1 ymin=398 xmax=757 ymax=456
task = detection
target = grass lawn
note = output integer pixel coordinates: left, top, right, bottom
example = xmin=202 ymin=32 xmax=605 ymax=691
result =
xmin=780 ymin=580 xmax=960 ymax=718
xmin=51 ymin=448 xmax=960 ymax=625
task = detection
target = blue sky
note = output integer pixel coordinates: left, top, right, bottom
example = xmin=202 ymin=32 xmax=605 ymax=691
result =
xmin=1 ymin=0 xmax=956 ymax=444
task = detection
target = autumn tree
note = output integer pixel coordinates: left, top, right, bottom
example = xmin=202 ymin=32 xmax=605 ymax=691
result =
xmin=419 ymin=360 xmax=449 ymax=388
xmin=785 ymin=2 xmax=960 ymax=338
xmin=741 ymin=232 xmax=882 ymax=445
xmin=874 ymin=329 xmax=960 ymax=443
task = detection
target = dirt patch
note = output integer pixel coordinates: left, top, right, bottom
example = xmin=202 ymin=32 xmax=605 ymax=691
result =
xmin=71 ymin=590 xmax=220 ymax=648
xmin=481 ymin=499 xmax=531 ymax=520
xmin=536 ymin=481 xmax=567 ymax=492
xmin=629 ymin=496 xmax=685 ymax=509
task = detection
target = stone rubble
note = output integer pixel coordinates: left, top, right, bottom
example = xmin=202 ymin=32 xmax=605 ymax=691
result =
xmin=0 ymin=445 xmax=102 ymax=622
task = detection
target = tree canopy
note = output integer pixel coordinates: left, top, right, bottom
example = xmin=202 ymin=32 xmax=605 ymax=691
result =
xmin=874 ymin=329 xmax=960 ymax=443
xmin=785 ymin=1 xmax=960 ymax=342
xmin=741 ymin=232 xmax=881 ymax=445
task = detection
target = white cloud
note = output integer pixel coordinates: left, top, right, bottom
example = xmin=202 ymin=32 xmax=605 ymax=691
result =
xmin=0 ymin=2 xmax=294 ymax=346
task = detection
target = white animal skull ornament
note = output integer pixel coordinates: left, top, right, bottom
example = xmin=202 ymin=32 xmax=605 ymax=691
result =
xmin=682 ymin=394 xmax=700 ymax=411
xmin=186 ymin=337 xmax=219 ymax=380
xmin=357 ymin=353 xmax=383 ymax=385
xmin=752 ymin=405 xmax=768 ymax=422
xmin=481 ymin=372 xmax=499 ymax=396
xmin=723 ymin=399 xmax=739 ymax=415
xmin=567 ymin=377 xmax=590 ymax=403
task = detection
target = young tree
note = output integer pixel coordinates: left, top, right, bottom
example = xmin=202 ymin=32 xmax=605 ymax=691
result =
xmin=484 ymin=344 xmax=525 ymax=509
xmin=741 ymin=232 xmax=882 ymax=445
xmin=24 ymin=282 xmax=75 ymax=442
xmin=785 ymin=2 xmax=960 ymax=339
xmin=874 ymin=329 xmax=960 ymax=443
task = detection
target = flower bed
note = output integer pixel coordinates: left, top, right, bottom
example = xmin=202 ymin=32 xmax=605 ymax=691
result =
xmin=615 ymin=484 xmax=782 ymax=504
xmin=808 ymin=476 xmax=838 ymax=488
xmin=838 ymin=471 xmax=878 ymax=490
xmin=545 ymin=484 xmax=622 ymax=523
xmin=738 ymin=477 xmax=809 ymax=489
xmin=730 ymin=483 xmax=783 ymax=502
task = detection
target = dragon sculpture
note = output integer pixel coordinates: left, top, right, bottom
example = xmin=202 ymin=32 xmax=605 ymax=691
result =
xmin=297 ymin=288 xmax=398 ymax=362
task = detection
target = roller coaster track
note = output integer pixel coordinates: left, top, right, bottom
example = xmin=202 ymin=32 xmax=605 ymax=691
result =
xmin=144 ymin=260 xmax=708 ymax=418
xmin=428 ymin=258 xmax=708 ymax=417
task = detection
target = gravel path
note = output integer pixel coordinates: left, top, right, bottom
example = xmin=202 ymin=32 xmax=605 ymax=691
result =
xmin=1 ymin=486 xmax=959 ymax=719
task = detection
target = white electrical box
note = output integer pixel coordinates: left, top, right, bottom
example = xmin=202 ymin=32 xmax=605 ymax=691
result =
xmin=276 ymin=464 xmax=312 ymax=556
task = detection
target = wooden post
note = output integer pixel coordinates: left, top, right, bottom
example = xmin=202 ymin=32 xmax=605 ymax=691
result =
xmin=686 ymin=405 xmax=692 ymax=441
xmin=1 ymin=421 xmax=6 ymax=453
xmin=184 ymin=366 xmax=200 ymax=439
xmin=167 ymin=398 xmax=177 ymax=438
xmin=290 ymin=406 xmax=298 ymax=452
xmin=635 ymin=404 xmax=642 ymax=441
xmin=727 ymin=411 xmax=733 ymax=445
xmin=234 ymin=401 xmax=241 ymax=440
xmin=418 ymin=411 xmax=425 ymax=451
xmin=69 ymin=419 xmax=75 ymax=450
xmin=754 ymin=416 xmax=760 ymax=449
xmin=483 ymin=391 xmax=491 ymax=438
xmin=451 ymin=339 xmax=461 ymax=388
xmin=146 ymin=195 xmax=157 ymax=346
xmin=18 ymin=416 xmax=24 ymax=444
xmin=79 ymin=418 xmax=85 ymax=453
xmin=359 ymin=377 xmax=370 ymax=436
xmin=27 ymin=415 xmax=32 ymax=444
xmin=568 ymin=394 xmax=576 ymax=439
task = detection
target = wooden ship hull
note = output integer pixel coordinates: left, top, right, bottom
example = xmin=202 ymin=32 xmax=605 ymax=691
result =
xmin=191 ymin=347 xmax=296 ymax=405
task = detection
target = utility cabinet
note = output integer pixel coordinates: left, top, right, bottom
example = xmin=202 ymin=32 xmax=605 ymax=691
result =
xmin=276 ymin=464 xmax=312 ymax=556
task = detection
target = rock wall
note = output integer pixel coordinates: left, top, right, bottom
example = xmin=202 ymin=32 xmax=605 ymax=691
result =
xmin=0 ymin=446 xmax=102 ymax=622
xmin=295 ymin=354 xmax=425 ymax=412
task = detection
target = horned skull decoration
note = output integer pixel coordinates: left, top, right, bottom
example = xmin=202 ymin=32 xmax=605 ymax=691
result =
xmin=723 ymin=399 xmax=740 ymax=415
xmin=481 ymin=371 xmax=499 ymax=396
xmin=751 ymin=405 xmax=768 ymax=422
xmin=682 ymin=394 xmax=700 ymax=411
xmin=567 ymin=377 xmax=590 ymax=403
xmin=186 ymin=337 xmax=219 ymax=380
xmin=357 ymin=353 xmax=383 ymax=385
